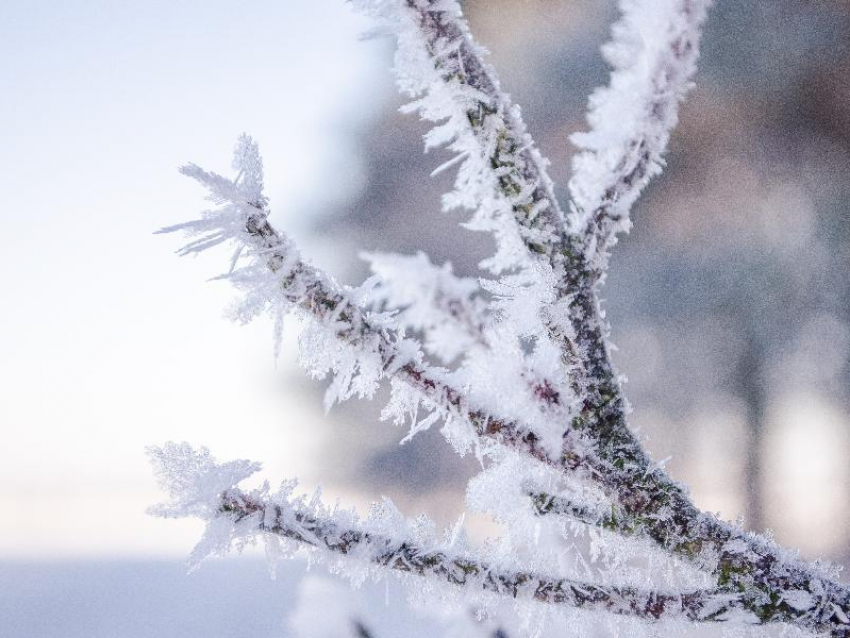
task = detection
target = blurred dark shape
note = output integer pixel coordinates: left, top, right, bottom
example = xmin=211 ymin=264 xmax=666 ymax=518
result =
xmin=316 ymin=0 xmax=850 ymax=558
xmin=353 ymin=619 xmax=375 ymax=638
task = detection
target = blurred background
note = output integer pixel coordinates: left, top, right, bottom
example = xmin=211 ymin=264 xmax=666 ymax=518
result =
xmin=1 ymin=0 xmax=848 ymax=636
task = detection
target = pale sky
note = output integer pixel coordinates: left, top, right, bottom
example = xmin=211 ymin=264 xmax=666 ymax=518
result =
xmin=0 ymin=0 xmax=386 ymax=558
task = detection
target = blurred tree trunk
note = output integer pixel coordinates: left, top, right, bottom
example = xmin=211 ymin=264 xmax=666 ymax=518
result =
xmin=735 ymin=329 xmax=766 ymax=533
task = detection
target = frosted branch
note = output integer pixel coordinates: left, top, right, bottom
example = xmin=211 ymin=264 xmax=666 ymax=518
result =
xmin=162 ymin=130 xmax=850 ymax=638
xmin=362 ymin=250 xmax=489 ymax=363
xmin=148 ymin=444 xmax=759 ymax=627
xmin=354 ymin=0 xmax=668 ymax=469
xmin=149 ymin=444 xmax=850 ymax=633
xmin=361 ymin=0 xmax=713 ymax=487
xmin=241 ymin=494 xmax=731 ymax=623
xmin=530 ymin=492 xmax=850 ymax=636
xmin=162 ymin=139 xmax=755 ymax=600
xmin=569 ymin=0 xmax=710 ymax=267
xmin=364 ymin=0 xmax=568 ymax=270
xmin=355 ymin=0 xmax=593 ymax=396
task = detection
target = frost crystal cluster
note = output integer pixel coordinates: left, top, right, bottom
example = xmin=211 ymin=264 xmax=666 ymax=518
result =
xmin=150 ymin=1 xmax=850 ymax=636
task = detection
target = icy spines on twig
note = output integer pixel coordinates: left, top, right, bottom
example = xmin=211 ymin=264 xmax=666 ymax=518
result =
xmin=382 ymin=378 xmax=445 ymax=445
xmin=352 ymin=0 xmax=585 ymax=430
xmin=413 ymin=0 xmax=562 ymax=269
xmin=146 ymin=444 xmax=731 ymax=625
xmin=147 ymin=441 xmax=262 ymax=521
xmin=167 ymin=134 xmax=267 ymax=225
xmin=161 ymin=136 xmax=414 ymax=417
xmin=362 ymin=251 xmax=489 ymax=363
xmin=144 ymin=442 xmax=478 ymax=593
xmin=150 ymin=442 xmax=850 ymax=630
xmin=158 ymin=134 xmax=303 ymax=345
xmin=569 ymin=0 xmax=710 ymax=265
xmin=352 ymin=0 xmax=565 ymax=290
xmin=298 ymin=320 xmax=384 ymax=412
xmin=533 ymin=0 xmax=711 ymax=505
xmin=230 ymin=133 xmax=266 ymax=204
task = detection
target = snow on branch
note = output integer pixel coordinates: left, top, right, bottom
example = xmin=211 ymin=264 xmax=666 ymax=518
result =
xmin=569 ymin=0 xmax=710 ymax=267
xmin=529 ymin=491 xmax=850 ymax=636
xmin=353 ymin=0 xmax=589 ymax=397
xmin=147 ymin=441 xmax=850 ymax=634
xmin=343 ymin=5 xmax=850 ymax=623
xmin=355 ymin=0 xmax=567 ymax=274
xmin=536 ymin=0 xmax=710 ymax=494
xmin=148 ymin=443 xmax=765 ymax=627
xmin=362 ymin=250 xmax=489 ymax=363
xmin=355 ymin=1 xmax=710 ymax=475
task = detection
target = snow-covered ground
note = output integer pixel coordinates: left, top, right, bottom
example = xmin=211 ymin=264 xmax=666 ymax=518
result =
xmin=0 ymin=559 xmax=443 ymax=638
xmin=1 ymin=560 xmax=299 ymax=638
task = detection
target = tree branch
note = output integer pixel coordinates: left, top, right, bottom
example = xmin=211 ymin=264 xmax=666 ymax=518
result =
xmin=393 ymin=0 xmax=568 ymax=257
xmin=378 ymin=0 xmax=669 ymax=468
xmin=150 ymin=441 xmax=740 ymax=626
xmin=570 ymin=0 xmax=710 ymax=268
xmin=218 ymin=488 xmax=735 ymax=625
xmin=166 ymin=125 xmax=850 ymax=638
xmin=530 ymin=492 xmax=850 ymax=636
